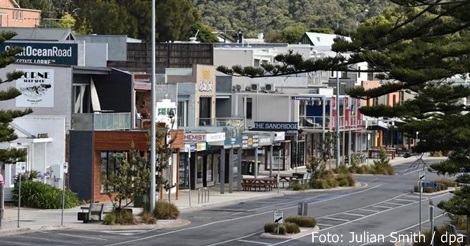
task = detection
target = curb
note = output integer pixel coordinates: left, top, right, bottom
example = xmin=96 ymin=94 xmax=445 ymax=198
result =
xmin=0 ymin=219 xmax=191 ymax=237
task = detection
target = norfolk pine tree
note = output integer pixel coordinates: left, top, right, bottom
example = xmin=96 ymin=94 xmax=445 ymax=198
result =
xmin=217 ymin=0 xmax=470 ymax=238
xmin=0 ymin=31 xmax=32 ymax=164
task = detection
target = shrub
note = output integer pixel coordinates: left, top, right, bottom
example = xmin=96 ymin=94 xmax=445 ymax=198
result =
xmin=284 ymin=222 xmax=300 ymax=234
xmin=264 ymin=222 xmax=286 ymax=234
xmin=326 ymin=176 xmax=338 ymax=188
xmin=355 ymin=165 xmax=367 ymax=174
xmin=115 ymin=208 xmax=135 ymax=225
xmin=154 ymin=201 xmax=180 ymax=219
xmin=103 ymin=213 xmax=116 ymax=225
xmin=12 ymin=180 xmax=79 ymax=209
xmin=334 ymin=165 xmax=350 ymax=174
xmin=310 ymin=179 xmax=330 ymax=189
xmin=456 ymin=173 xmax=470 ymax=184
xmin=374 ymin=163 xmax=395 ymax=175
xmin=435 ymin=179 xmax=456 ymax=188
xmin=264 ymin=222 xmax=277 ymax=233
xmin=335 ymin=173 xmax=355 ymax=187
xmin=140 ymin=211 xmax=156 ymax=224
xmin=289 ymin=182 xmax=306 ymax=191
xmin=285 ymin=216 xmax=317 ymax=227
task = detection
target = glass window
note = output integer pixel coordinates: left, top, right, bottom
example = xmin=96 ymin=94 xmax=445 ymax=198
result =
xmin=196 ymin=155 xmax=203 ymax=184
xmin=206 ymin=155 xmax=213 ymax=182
xmin=246 ymin=98 xmax=252 ymax=119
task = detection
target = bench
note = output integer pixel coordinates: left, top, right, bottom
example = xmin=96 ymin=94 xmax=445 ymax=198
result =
xmin=77 ymin=203 xmax=105 ymax=223
xmin=241 ymin=177 xmax=276 ymax=191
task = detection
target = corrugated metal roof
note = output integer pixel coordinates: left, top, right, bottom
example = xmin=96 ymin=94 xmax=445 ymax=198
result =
xmin=0 ymin=27 xmax=75 ymax=41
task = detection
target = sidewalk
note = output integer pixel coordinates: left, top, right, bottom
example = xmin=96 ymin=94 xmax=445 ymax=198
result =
xmin=0 ymin=153 xmax=444 ymax=236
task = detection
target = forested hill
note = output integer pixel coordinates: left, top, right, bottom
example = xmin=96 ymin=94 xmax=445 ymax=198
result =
xmin=194 ymin=0 xmax=391 ymax=38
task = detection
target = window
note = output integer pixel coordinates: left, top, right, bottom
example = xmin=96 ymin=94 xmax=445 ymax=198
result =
xmin=100 ymin=151 xmax=146 ymax=193
xmin=246 ymin=98 xmax=252 ymax=119
xmin=199 ymin=97 xmax=211 ymax=126
xmin=101 ymin=151 xmax=127 ymax=193
xmin=177 ymin=100 xmax=188 ymax=127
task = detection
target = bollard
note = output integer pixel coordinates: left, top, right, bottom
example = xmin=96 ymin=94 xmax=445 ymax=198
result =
xmin=198 ymin=187 xmax=210 ymax=204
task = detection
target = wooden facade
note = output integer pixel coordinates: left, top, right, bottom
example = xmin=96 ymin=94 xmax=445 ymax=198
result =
xmin=70 ymin=129 xmax=184 ymax=203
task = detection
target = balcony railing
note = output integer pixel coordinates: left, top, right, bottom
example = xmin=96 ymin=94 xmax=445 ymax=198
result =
xmin=72 ymin=112 xmax=131 ymax=130
xmin=196 ymin=117 xmax=244 ymax=127
xmin=299 ymin=115 xmax=365 ymax=130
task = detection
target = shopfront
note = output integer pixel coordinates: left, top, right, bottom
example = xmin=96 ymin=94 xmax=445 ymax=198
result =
xmin=180 ymin=132 xmax=225 ymax=189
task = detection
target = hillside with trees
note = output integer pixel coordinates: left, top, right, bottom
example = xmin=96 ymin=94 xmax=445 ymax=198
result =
xmin=16 ymin=0 xmax=390 ymax=43
xmin=193 ymin=0 xmax=392 ymax=40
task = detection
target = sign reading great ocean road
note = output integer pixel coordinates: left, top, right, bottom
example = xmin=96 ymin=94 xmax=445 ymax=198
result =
xmin=0 ymin=42 xmax=78 ymax=65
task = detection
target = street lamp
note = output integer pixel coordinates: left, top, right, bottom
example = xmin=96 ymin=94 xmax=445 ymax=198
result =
xmin=150 ymin=0 xmax=157 ymax=213
xmin=335 ymin=61 xmax=340 ymax=168
xmin=167 ymin=109 xmax=175 ymax=203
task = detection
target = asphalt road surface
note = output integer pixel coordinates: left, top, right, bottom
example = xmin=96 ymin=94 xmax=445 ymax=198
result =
xmin=0 ymin=159 xmax=455 ymax=246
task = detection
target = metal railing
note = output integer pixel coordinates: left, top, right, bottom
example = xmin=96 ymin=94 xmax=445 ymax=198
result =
xmin=298 ymin=115 xmax=366 ymax=130
xmin=196 ymin=117 xmax=244 ymax=127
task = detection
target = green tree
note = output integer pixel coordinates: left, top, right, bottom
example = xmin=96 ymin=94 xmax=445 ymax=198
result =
xmin=104 ymin=124 xmax=177 ymax=210
xmin=59 ymin=12 xmax=76 ymax=30
xmin=218 ymin=0 xmax=470 ymax=235
xmin=0 ymin=31 xmax=33 ymax=164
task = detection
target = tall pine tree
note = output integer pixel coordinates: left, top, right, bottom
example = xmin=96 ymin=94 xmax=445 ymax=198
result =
xmin=0 ymin=31 xmax=33 ymax=164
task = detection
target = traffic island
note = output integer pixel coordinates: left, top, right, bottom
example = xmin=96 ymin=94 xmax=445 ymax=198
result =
xmin=261 ymin=225 xmax=319 ymax=239
xmin=261 ymin=215 xmax=318 ymax=238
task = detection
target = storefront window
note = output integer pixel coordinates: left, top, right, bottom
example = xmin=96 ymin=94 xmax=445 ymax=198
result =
xmin=206 ymin=155 xmax=213 ymax=182
xmin=100 ymin=151 xmax=127 ymax=193
xmin=196 ymin=155 xmax=203 ymax=184
xmin=179 ymin=153 xmax=189 ymax=189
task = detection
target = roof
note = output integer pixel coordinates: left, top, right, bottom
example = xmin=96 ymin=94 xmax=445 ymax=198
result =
xmin=301 ymin=32 xmax=351 ymax=47
xmin=0 ymin=27 xmax=75 ymax=41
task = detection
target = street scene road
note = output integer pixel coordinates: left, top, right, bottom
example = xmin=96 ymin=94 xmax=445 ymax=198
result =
xmin=0 ymin=158 xmax=453 ymax=246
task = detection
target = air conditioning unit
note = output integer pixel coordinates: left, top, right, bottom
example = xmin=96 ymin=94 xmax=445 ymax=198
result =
xmin=250 ymin=83 xmax=259 ymax=91
xmin=265 ymin=83 xmax=275 ymax=92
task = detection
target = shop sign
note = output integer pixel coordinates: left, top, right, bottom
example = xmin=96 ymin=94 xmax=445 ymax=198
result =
xmin=253 ymin=122 xmax=298 ymax=131
xmin=16 ymin=69 xmax=54 ymax=107
xmin=258 ymin=137 xmax=272 ymax=146
xmin=291 ymin=96 xmax=322 ymax=101
xmin=205 ymin=133 xmax=225 ymax=142
xmin=1 ymin=42 xmax=78 ymax=65
xmin=242 ymin=135 xmax=259 ymax=148
xmin=184 ymin=134 xmax=206 ymax=142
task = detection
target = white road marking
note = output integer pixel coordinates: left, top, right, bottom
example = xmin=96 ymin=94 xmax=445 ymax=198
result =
xmin=341 ymin=212 xmax=365 ymax=217
xmin=383 ymin=201 xmax=403 ymax=206
xmin=271 ymin=193 xmax=451 ymax=246
xmin=357 ymin=208 xmax=380 ymax=213
xmin=321 ymin=217 xmax=350 ymax=222
xmin=104 ymin=184 xmax=383 ymax=246
xmin=370 ymin=205 xmax=393 ymax=209
xmin=237 ymin=239 xmax=271 ymax=245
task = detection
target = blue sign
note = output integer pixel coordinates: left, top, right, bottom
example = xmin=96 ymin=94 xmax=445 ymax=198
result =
xmin=0 ymin=42 xmax=78 ymax=65
xmin=291 ymin=96 xmax=322 ymax=101
xmin=421 ymin=182 xmax=438 ymax=188
xmin=253 ymin=121 xmax=298 ymax=131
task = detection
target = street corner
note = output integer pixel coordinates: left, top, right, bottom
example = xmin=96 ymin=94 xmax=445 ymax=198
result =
xmin=0 ymin=227 xmax=32 ymax=237
xmin=260 ymin=225 xmax=319 ymax=239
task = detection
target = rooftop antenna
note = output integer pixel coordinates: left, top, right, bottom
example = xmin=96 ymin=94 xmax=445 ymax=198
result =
xmin=189 ymin=29 xmax=199 ymax=43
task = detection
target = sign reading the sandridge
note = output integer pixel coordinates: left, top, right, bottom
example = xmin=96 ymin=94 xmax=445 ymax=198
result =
xmin=16 ymin=69 xmax=54 ymax=108
xmin=253 ymin=121 xmax=298 ymax=131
